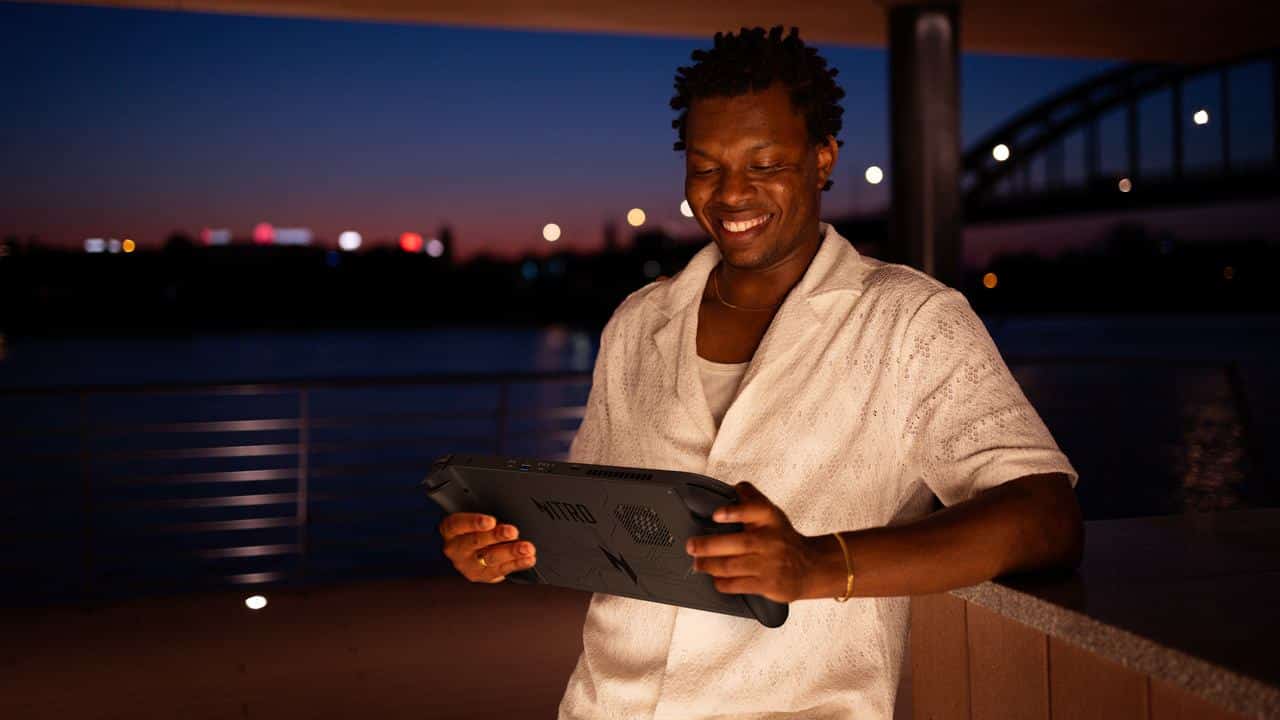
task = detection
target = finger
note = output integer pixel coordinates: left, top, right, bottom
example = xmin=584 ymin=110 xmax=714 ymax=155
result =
xmin=711 ymin=575 xmax=760 ymax=596
xmin=454 ymin=523 xmax=520 ymax=554
xmin=693 ymin=553 xmax=761 ymax=578
xmin=686 ymin=531 xmax=757 ymax=558
xmin=476 ymin=541 xmax=537 ymax=581
xmin=439 ymin=513 xmax=495 ymax=540
xmin=712 ymin=499 xmax=777 ymax=526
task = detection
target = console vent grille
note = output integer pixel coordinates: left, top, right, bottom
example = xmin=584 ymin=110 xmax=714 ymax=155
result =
xmin=614 ymin=504 xmax=673 ymax=547
xmin=587 ymin=468 xmax=653 ymax=481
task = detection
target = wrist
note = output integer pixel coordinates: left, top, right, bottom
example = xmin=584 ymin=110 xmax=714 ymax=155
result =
xmin=802 ymin=533 xmax=849 ymax=601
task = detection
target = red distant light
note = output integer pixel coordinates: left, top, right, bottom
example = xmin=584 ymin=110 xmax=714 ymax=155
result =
xmin=253 ymin=222 xmax=275 ymax=245
xmin=400 ymin=232 xmax=424 ymax=253
xmin=200 ymin=227 xmax=212 ymax=245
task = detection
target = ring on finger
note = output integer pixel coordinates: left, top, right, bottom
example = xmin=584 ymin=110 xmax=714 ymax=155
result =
xmin=478 ymin=553 xmax=489 ymax=568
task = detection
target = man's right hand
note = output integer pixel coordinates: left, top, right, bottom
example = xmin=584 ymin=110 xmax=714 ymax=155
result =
xmin=439 ymin=512 xmax=537 ymax=583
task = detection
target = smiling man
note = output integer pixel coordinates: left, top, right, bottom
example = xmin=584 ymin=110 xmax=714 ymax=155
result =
xmin=440 ymin=25 xmax=1082 ymax=720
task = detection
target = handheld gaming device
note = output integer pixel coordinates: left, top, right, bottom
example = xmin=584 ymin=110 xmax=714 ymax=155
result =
xmin=422 ymin=454 xmax=789 ymax=628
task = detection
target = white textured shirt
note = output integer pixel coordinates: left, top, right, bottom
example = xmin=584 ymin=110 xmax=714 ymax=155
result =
xmin=558 ymin=222 xmax=1077 ymax=720
xmin=697 ymin=356 xmax=749 ymax=429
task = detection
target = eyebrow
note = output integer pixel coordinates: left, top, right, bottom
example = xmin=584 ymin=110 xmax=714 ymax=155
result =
xmin=686 ymin=142 xmax=776 ymax=159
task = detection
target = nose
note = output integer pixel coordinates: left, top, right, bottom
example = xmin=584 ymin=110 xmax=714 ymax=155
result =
xmin=712 ymin=167 xmax=754 ymax=208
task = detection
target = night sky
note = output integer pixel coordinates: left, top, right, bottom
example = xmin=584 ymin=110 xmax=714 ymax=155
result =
xmin=4 ymin=2 xmax=1271 ymax=262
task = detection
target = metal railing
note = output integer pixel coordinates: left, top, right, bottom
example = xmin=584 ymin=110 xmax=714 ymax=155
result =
xmin=0 ymin=356 xmax=1268 ymax=605
xmin=0 ymin=371 xmax=591 ymax=604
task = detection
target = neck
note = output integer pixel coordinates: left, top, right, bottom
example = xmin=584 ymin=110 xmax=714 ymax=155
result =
xmin=717 ymin=227 xmax=822 ymax=310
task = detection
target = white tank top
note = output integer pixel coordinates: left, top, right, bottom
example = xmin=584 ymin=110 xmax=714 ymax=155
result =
xmin=696 ymin=355 xmax=749 ymax=429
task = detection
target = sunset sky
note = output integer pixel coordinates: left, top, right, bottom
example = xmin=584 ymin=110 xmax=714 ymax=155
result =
xmin=3 ymin=2 xmax=1274 ymax=265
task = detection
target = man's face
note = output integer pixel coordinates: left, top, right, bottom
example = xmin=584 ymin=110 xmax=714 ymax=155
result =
xmin=683 ymin=83 xmax=836 ymax=271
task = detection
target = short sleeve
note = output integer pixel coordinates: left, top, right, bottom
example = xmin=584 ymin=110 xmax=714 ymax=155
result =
xmin=567 ymin=319 xmax=615 ymax=465
xmin=900 ymin=289 xmax=1077 ymax=506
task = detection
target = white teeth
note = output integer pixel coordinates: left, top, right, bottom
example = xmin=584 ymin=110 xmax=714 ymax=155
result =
xmin=721 ymin=215 xmax=770 ymax=233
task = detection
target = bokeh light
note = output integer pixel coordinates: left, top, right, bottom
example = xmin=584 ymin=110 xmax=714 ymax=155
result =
xmin=992 ymin=144 xmax=1011 ymax=162
xmin=864 ymin=165 xmax=884 ymax=185
xmin=983 ymin=272 xmax=998 ymax=289
xmin=542 ymin=223 xmax=561 ymax=242
xmin=252 ymin=222 xmax=275 ymax=245
xmin=626 ymin=208 xmax=646 ymax=227
xmin=1118 ymin=177 xmax=1133 ymax=193
xmin=1193 ymin=109 xmax=1210 ymax=126
xmin=244 ymin=595 xmax=267 ymax=610
xmin=338 ymin=230 xmax=362 ymax=251
xmin=122 ymin=239 xmax=136 ymax=253
xmin=425 ymin=237 xmax=444 ymax=257
xmin=399 ymin=232 xmax=424 ymax=253
xmin=84 ymin=238 xmax=105 ymax=253
xmin=680 ymin=200 xmax=694 ymax=218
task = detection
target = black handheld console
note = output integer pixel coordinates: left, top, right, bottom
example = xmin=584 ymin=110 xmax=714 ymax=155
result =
xmin=422 ymin=454 xmax=788 ymax=628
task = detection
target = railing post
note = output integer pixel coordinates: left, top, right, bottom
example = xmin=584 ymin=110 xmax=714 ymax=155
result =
xmin=1126 ymin=99 xmax=1140 ymax=182
xmin=1220 ymin=69 xmax=1231 ymax=174
xmin=495 ymin=382 xmax=509 ymax=455
xmin=297 ymin=389 xmax=309 ymax=584
xmin=1171 ymin=79 xmax=1184 ymax=181
xmin=78 ymin=392 xmax=93 ymax=603
xmin=1273 ymin=54 xmax=1280 ymax=168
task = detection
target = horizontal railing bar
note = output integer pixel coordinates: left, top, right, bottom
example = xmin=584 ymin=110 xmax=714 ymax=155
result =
xmin=134 ymin=517 xmax=299 ymax=534
xmin=91 ymin=443 xmax=300 ymax=462
xmin=101 ymin=467 xmax=300 ymax=486
xmin=104 ymin=492 xmax=300 ymax=511
xmin=0 ymin=370 xmax=593 ymax=398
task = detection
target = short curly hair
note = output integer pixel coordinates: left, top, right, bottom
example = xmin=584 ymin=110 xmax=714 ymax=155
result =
xmin=670 ymin=26 xmax=846 ymax=191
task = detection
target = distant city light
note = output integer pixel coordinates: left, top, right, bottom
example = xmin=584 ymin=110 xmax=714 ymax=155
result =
xmin=85 ymin=238 xmax=105 ymax=253
xmin=253 ymin=222 xmax=275 ymax=245
xmin=521 ymin=259 xmax=539 ymax=281
xmin=399 ymin=232 xmax=424 ymax=253
xmin=274 ymin=228 xmax=313 ymax=246
xmin=338 ymin=231 xmax=362 ymax=251
xmin=627 ymin=208 xmax=646 ymax=227
xmin=107 ymin=238 xmax=121 ymax=254
xmin=244 ymin=595 xmax=267 ymax=610
xmin=203 ymin=228 xmax=232 ymax=246
xmin=680 ymin=200 xmax=694 ymax=218
xmin=983 ymin=272 xmax=999 ymax=289
xmin=1118 ymin=177 xmax=1133 ymax=193
xmin=643 ymin=260 xmax=662 ymax=278
xmin=864 ymin=165 xmax=884 ymax=185
xmin=325 ymin=250 xmax=340 ymax=268
xmin=425 ymin=238 xmax=444 ymax=258
xmin=992 ymin=144 xmax=1011 ymax=162
xmin=122 ymin=239 xmax=136 ymax=253
xmin=1193 ymin=109 xmax=1210 ymax=126
xmin=1223 ymin=265 xmax=1235 ymax=280
xmin=543 ymin=223 xmax=561 ymax=242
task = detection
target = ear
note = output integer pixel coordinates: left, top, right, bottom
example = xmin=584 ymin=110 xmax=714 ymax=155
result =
xmin=816 ymin=134 xmax=839 ymax=190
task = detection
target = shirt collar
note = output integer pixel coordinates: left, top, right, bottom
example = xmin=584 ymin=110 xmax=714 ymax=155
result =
xmin=643 ymin=221 xmax=868 ymax=323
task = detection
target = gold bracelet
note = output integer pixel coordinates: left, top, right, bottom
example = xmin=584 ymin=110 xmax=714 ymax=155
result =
xmin=832 ymin=532 xmax=854 ymax=602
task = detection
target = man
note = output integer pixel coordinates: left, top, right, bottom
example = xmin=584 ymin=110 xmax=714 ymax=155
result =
xmin=440 ymin=26 xmax=1081 ymax=719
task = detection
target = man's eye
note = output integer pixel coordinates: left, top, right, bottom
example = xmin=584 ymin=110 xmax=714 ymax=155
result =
xmin=752 ymin=164 xmax=783 ymax=172
xmin=692 ymin=168 xmax=718 ymax=176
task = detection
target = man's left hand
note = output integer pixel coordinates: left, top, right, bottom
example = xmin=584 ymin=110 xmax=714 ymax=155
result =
xmin=685 ymin=481 xmax=824 ymax=604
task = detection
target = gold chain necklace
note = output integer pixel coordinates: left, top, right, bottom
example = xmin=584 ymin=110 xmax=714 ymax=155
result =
xmin=711 ymin=266 xmax=781 ymax=312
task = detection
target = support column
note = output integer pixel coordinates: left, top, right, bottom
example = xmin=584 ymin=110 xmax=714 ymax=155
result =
xmin=886 ymin=2 xmax=962 ymax=287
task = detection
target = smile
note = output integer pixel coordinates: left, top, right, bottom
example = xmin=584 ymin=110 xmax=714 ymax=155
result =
xmin=721 ymin=214 xmax=772 ymax=233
